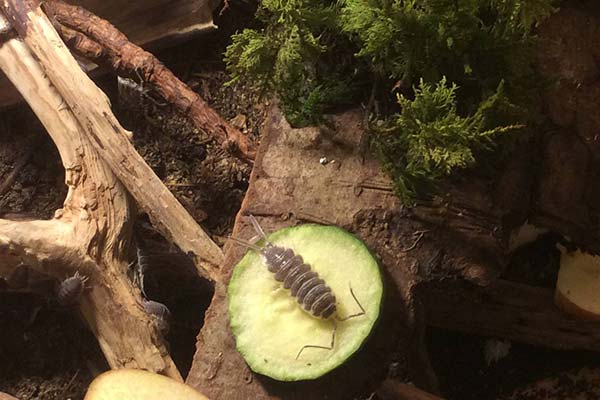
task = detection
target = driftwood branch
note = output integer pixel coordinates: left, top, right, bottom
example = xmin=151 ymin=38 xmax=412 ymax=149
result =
xmin=0 ymin=0 xmax=217 ymax=109
xmin=1 ymin=0 xmax=224 ymax=280
xmin=421 ymin=279 xmax=600 ymax=352
xmin=0 ymin=35 xmax=182 ymax=379
xmin=43 ymin=0 xmax=256 ymax=162
xmin=0 ymin=217 xmax=78 ymax=277
xmin=0 ymin=0 xmax=231 ymax=380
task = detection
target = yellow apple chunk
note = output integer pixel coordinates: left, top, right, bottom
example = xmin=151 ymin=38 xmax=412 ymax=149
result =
xmin=555 ymin=248 xmax=600 ymax=320
xmin=84 ymin=369 xmax=209 ymax=400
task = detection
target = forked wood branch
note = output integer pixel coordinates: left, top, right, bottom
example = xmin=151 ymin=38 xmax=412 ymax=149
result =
xmin=0 ymin=0 xmax=228 ymax=380
xmin=43 ymin=0 xmax=256 ymax=162
xmin=1 ymin=0 xmax=224 ymax=281
xmin=0 ymin=35 xmax=182 ymax=380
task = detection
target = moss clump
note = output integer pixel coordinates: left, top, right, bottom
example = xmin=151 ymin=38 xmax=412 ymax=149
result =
xmin=224 ymin=0 xmax=557 ymax=200
xmin=224 ymin=0 xmax=362 ymax=127
xmin=375 ymin=78 xmax=524 ymax=200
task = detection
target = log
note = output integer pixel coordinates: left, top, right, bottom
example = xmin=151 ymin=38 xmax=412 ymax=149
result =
xmin=43 ymin=0 xmax=255 ymax=161
xmin=0 ymin=0 xmax=216 ymax=109
xmin=0 ymin=35 xmax=181 ymax=379
xmin=421 ymin=279 xmax=600 ymax=352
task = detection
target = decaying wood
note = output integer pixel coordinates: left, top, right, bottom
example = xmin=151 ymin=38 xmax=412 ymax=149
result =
xmin=0 ymin=0 xmax=225 ymax=379
xmin=422 ymin=279 xmax=600 ymax=352
xmin=377 ymin=380 xmax=446 ymax=400
xmin=185 ymin=102 xmax=532 ymax=397
xmin=0 ymin=0 xmax=217 ymax=109
xmin=42 ymin=0 xmax=256 ymax=161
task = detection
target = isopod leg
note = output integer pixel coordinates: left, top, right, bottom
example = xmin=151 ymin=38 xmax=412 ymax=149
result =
xmin=337 ymin=284 xmax=366 ymax=321
xmin=295 ymin=321 xmax=337 ymax=360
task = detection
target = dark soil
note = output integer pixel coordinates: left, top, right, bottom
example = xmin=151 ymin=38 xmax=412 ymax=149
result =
xmin=0 ymin=294 xmax=106 ymax=400
xmin=0 ymin=107 xmax=66 ymax=219
xmin=429 ymin=328 xmax=600 ymax=400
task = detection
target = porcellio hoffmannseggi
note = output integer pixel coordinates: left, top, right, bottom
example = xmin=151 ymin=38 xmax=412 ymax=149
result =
xmin=57 ymin=271 xmax=89 ymax=306
xmin=230 ymin=215 xmax=365 ymax=359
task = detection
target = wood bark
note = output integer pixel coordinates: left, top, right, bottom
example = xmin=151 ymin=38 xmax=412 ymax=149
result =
xmin=0 ymin=0 xmax=224 ymax=379
xmin=0 ymin=0 xmax=217 ymax=109
xmin=185 ymin=7 xmax=600 ymax=398
xmin=422 ymin=279 xmax=600 ymax=352
xmin=185 ymin=103 xmax=531 ymax=398
xmin=42 ymin=0 xmax=255 ymax=161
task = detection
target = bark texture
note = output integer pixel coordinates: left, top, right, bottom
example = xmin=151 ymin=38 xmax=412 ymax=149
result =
xmin=422 ymin=279 xmax=600 ymax=352
xmin=185 ymin=105 xmax=529 ymax=398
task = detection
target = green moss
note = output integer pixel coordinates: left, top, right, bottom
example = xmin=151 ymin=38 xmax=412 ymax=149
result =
xmin=375 ymin=78 xmax=524 ymax=201
xmin=224 ymin=0 xmax=557 ymax=200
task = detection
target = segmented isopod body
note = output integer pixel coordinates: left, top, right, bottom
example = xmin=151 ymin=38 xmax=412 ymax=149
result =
xmin=57 ymin=271 xmax=89 ymax=306
xmin=262 ymin=244 xmax=337 ymax=319
xmin=230 ymin=215 xmax=366 ymax=359
xmin=142 ymin=298 xmax=171 ymax=334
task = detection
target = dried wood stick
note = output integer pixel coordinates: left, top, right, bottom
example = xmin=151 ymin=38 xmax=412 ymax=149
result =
xmin=0 ymin=0 xmax=224 ymax=281
xmin=43 ymin=0 xmax=256 ymax=162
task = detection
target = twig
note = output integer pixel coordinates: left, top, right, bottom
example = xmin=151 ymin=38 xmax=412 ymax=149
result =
xmin=62 ymin=369 xmax=80 ymax=395
xmin=43 ymin=0 xmax=256 ymax=162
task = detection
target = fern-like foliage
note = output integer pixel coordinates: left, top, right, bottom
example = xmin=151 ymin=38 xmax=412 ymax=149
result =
xmin=376 ymin=78 xmax=523 ymax=201
xmin=224 ymin=0 xmax=359 ymax=126
xmin=224 ymin=0 xmax=557 ymax=200
xmin=340 ymin=0 xmax=556 ymax=109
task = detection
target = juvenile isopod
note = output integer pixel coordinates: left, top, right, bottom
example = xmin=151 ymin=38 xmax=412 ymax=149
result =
xmin=230 ymin=215 xmax=365 ymax=359
xmin=57 ymin=271 xmax=89 ymax=306
xmin=142 ymin=298 xmax=171 ymax=335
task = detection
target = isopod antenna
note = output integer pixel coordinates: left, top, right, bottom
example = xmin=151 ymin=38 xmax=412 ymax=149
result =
xmin=228 ymin=236 xmax=263 ymax=252
xmin=248 ymin=214 xmax=269 ymax=241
